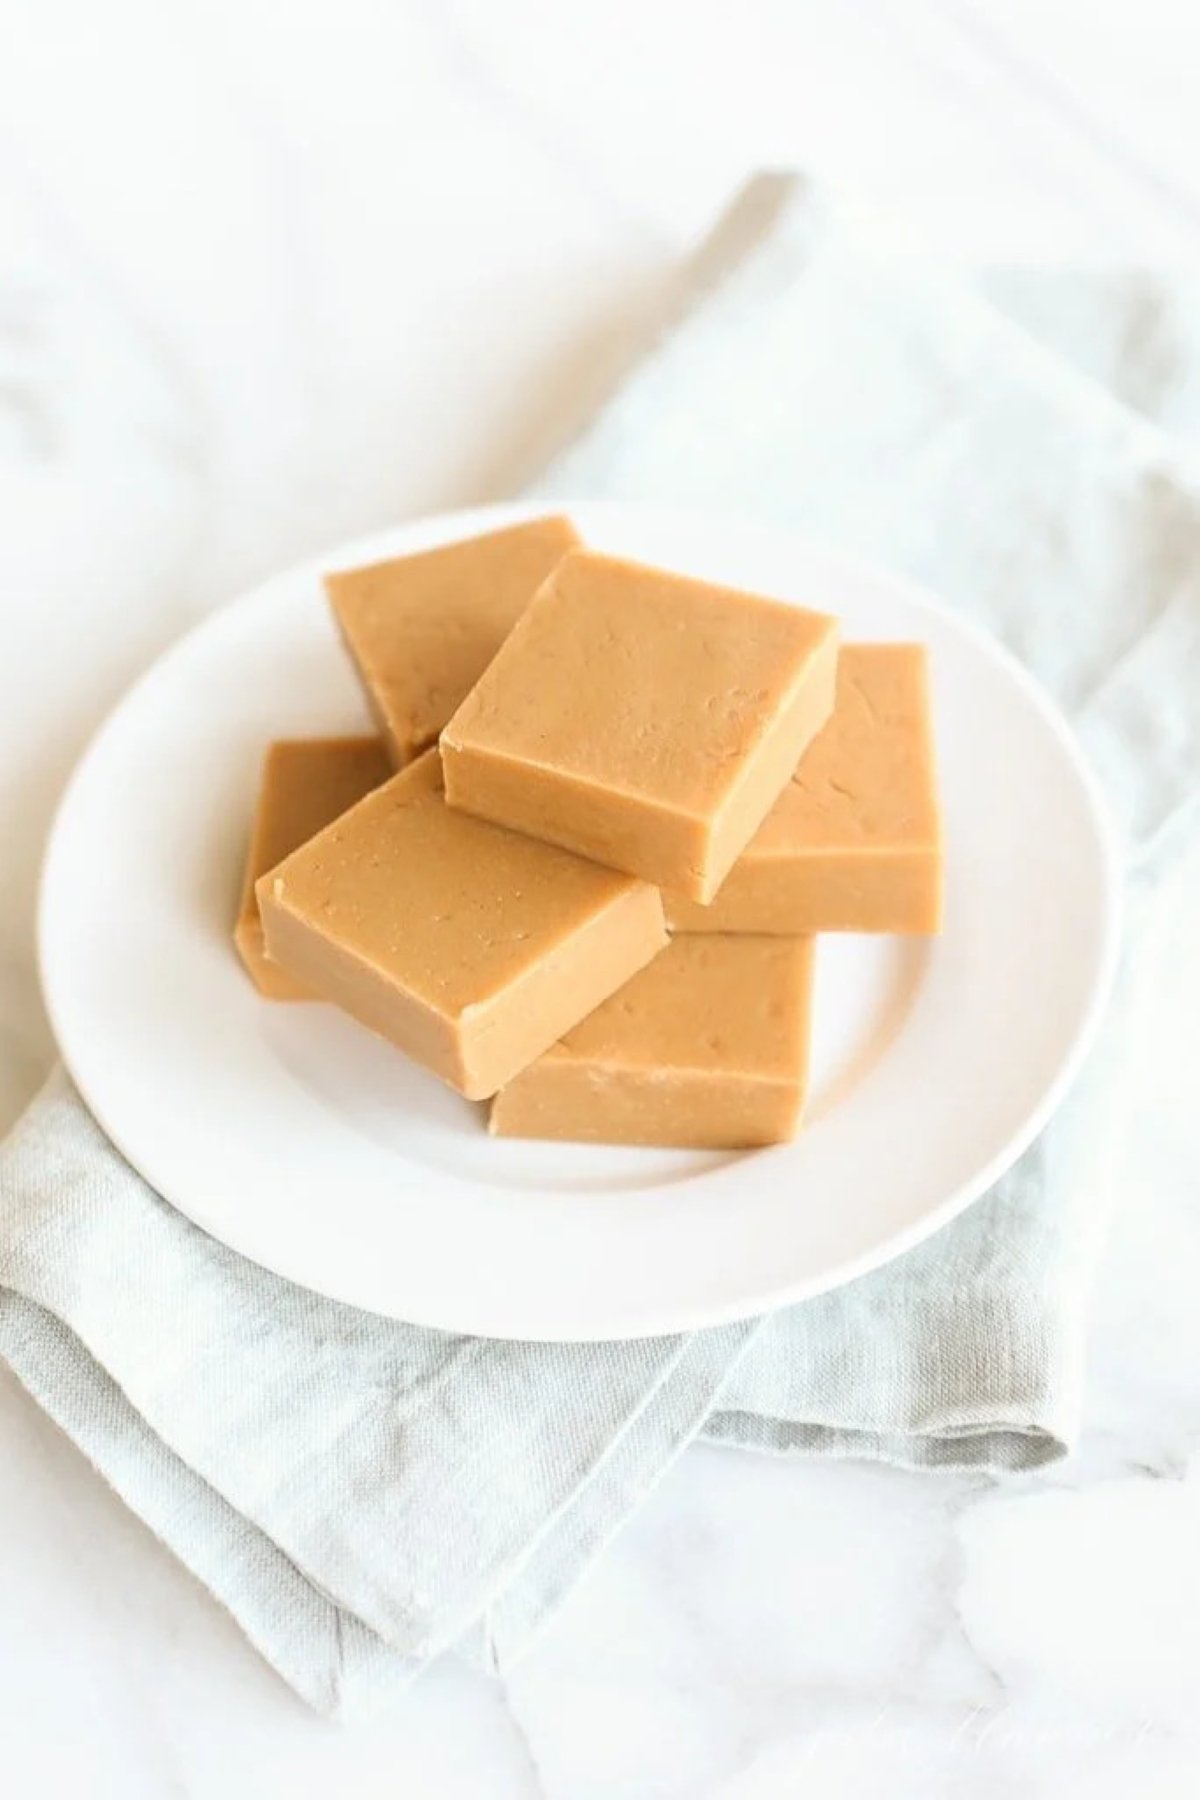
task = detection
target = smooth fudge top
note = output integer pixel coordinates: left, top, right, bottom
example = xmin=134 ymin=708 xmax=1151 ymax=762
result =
xmin=239 ymin=736 xmax=392 ymax=896
xmin=325 ymin=515 xmax=580 ymax=765
xmin=441 ymin=549 xmax=838 ymax=898
xmin=259 ymin=749 xmax=656 ymax=1020
xmin=534 ymin=932 xmax=814 ymax=1082
xmin=662 ymin=643 xmax=942 ymax=935
xmin=234 ymin=735 xmax=392 ymax=997
xmin=444 ymin=549 xmax=836 ymax=813
xmin=488 ymin=932 xmax=815 ymax=1146
xmin=743 ymin=643 xmax=939 ymax=854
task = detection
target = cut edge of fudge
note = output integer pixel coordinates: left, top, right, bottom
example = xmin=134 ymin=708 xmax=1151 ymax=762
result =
xmin=254 ymin=751 xmax=668 ymax=1100
xmin=234 ymin=734 xmax=392 ymax=999
xmin=441 ymin=549 xmax=840 ymax=901
xmin=489 ymin=934 xmax=815 ymax=1146
xmin=325 ymin=515 xmax=583 ymax=768
xmin=664 ymin=642 xmax=943 ymax=932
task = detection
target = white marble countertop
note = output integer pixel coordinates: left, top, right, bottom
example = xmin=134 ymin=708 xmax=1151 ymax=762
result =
xmin=3 ymin=1 xmax=1200 ymax=1793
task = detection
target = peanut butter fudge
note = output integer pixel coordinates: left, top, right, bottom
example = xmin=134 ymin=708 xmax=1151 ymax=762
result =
xmin=326 ymin=516 xmax=581 ymax=767
xmin=234 ymin=736 xmax=391 ymax=999
xmin=665 ymin=645 xmax=942 ymax=935
xmin=441 ymin=550 xmax=838 ymax=902
xmin=489 ymin=934 xmax=814 ymax=1148
xmin=256 ymin=751 xmax=666 ymax=1099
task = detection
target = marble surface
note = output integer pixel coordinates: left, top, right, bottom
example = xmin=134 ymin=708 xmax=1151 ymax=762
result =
xmin=2 ymin=0 xmax=1200 ymax=1793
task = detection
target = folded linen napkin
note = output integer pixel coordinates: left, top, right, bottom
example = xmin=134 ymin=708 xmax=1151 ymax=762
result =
xmin=1 ymin=176 xmax=1195 ymax=1715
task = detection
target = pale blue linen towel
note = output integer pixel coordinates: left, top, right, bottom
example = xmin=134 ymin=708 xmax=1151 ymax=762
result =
xmin=1 ymin=177 xmax=1195 ymax=1713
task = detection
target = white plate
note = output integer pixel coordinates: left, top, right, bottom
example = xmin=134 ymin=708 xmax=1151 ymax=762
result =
xmin=39 ymin=503 xmax=1119 ymax=1340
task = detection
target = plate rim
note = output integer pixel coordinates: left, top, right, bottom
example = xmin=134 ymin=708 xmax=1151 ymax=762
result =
xmin=37 ymin=500 xmax=1123 ymax=1339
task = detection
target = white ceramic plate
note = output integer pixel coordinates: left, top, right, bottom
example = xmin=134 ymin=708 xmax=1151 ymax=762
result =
xmin=39 ymin=503 xmax=1119 ymax=1340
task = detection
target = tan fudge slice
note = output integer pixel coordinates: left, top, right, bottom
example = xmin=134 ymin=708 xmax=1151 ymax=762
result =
xmin=665 ymin=644 xmax=942 ymax=935
xmin=256 ymin=750 xmax=666 ymax=1100
xmin=325 ymin=515 xmax=581 ymax=767
xmin=441 ymin=550 xmax=838 ymax=903
xmin=234 ymin=736 xmax=392 ymax=999
xmin=489 ymin=934 xmax=814 ymax=1148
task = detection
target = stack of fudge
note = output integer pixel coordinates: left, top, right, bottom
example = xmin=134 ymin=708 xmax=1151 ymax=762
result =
xmin=235 ymin=517 xmax=942 ymax=1149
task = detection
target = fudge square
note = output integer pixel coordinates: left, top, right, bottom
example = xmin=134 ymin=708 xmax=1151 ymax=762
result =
xmin=441 ymin=550 xmax=839 ymax=903
xmin=489 ymin=933 xmax=815 ymax=1149
xmin=256 ymin=750 xmax=666 ymax=1100
xmin=326 ymin=515 xmax=580 ymax=767
xmin=234 ymin=736 xmax=392 ymax=999
xmin=665 ymin=644 xmax=943 ymax=935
